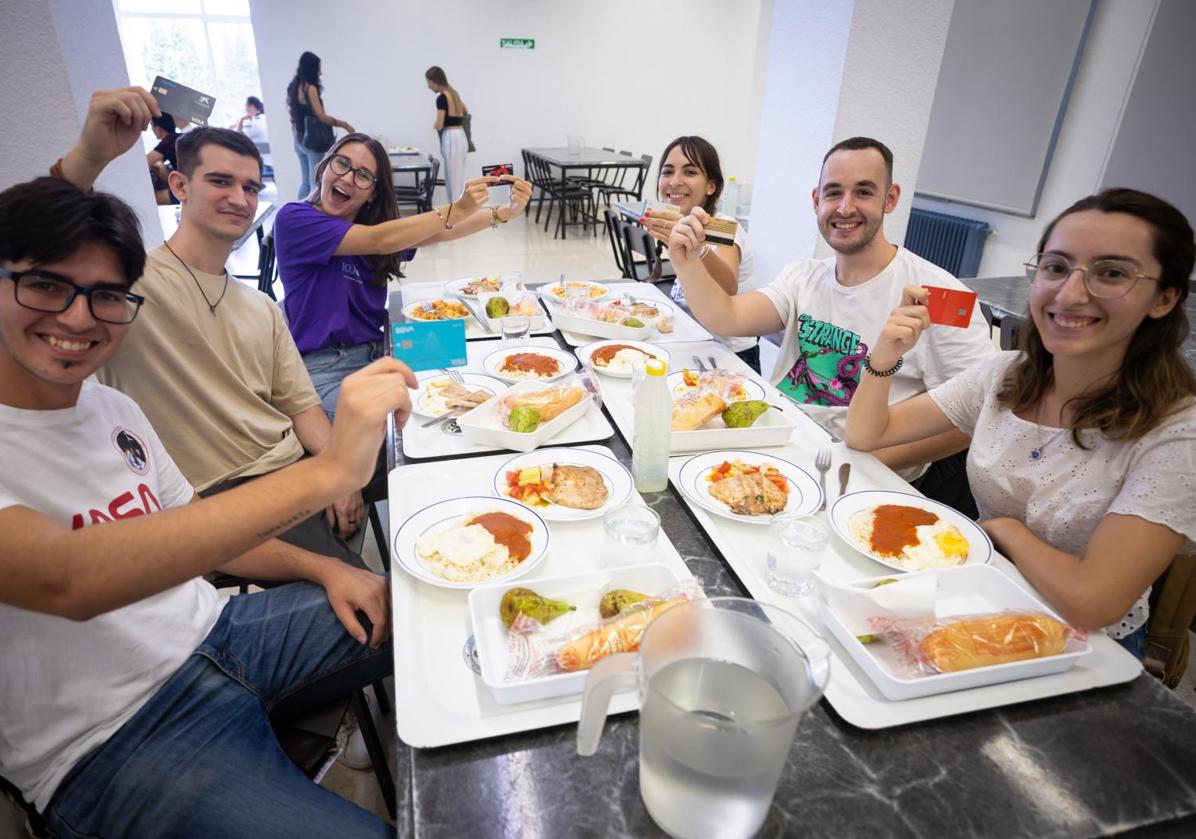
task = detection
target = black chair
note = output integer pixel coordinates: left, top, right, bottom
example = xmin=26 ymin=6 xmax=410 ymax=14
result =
xmin=526 ymin=152 xmax=595 ymax=239
xmin=256 ymin=229 xmax=278 ymax=300
xmin=597 ymin=154 xmax=652 ymax=207
xmin=395 ymin=155 xmax=440 ymax=215
xmin=603 ymin=208 xmax=631 ymax=279
xmin=622 ymin=219 xmax=675 ymax=282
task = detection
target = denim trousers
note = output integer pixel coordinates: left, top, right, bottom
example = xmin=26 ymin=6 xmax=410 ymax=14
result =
xmin=292 ymin=135 xmax=324 ymax=200
xmin=43 ymin=582 xmax=393 ymax=839
xmin=303 ymin=340 xmax=384 ymax=422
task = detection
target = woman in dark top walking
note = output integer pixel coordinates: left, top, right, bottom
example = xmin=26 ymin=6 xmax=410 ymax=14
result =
xmin=287 ymin=51 xmax=354 ymax=199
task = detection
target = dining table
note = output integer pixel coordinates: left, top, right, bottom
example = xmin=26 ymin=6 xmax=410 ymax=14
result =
xmin=383 ymin=280 xmax=1196 ymax=838
xmin=522 ymin=147 xmax=648 ymax=239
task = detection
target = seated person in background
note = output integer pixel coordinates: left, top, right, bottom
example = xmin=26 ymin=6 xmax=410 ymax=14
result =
xmin=147 ymin=112 xmax=177 ymax=205
xmin=638 ymin=136 xmax=761 ymax=372
xmin=234 ymin=95 xmax=272 ymax=174
xmin=668 ymin=136 xmax=995 ymax=514
xmin=53 ymin=88 xmax=372 ymax=543
xmin=843 ymin=188 xmax=1196 ymax=657
xmin=274 ymin=132 xmax=531 ymax=419
xmin=0 ymin=168 xmax=413 ymax=836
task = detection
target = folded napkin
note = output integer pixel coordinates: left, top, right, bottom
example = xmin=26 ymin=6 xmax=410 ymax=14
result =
xmin=815 ymin=571 xmax=937 ymax=636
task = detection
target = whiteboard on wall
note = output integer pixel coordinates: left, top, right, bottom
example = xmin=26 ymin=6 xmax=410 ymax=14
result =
xmin=1100 ymin=0 xmax=1195 ymax=224
xmin=914 ymin=0 xmax=1098 ymax=217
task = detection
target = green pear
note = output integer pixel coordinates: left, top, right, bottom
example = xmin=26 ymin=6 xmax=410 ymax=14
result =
xmin=721 ymin=400 xmax=775 ymax=428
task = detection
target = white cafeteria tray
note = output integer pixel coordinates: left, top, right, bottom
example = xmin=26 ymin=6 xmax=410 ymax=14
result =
xmin=400 ymin=280 xmax=556 ymax=340
xmin=458 ymin=377 xmax=592 ymax=453
xmin=401 ymin=337 xmax=612 ymax=460
xmin=668 ymin=442 xmax=1142 ymax=728
xmin=553 ymin=282 xmax=712 ymax=345
xmin=388 ymin=446 xmax=695 ymax=748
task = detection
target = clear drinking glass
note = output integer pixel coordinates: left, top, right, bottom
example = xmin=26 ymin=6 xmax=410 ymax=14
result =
xmin=499 ymin=270 xmax=524 ymax=290
xmin=602 ymin=501 xmax=660 ymax=567
xmin=766 ymin=513 xmax=829 ymax=598
xmin=563 ymin=282 xmax=590 ymax=313
xmin=500 ymin=315 xmax=531 ymax=346
xmin=577 ymin=597 xmax=831 ymax=839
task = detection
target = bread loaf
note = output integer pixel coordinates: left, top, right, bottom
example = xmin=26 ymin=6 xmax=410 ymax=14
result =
xmin=671 ymin=392 xmax=727 ymax=431
xmin=509 ymin=386 xmax=583 ymax=422
xmin=919 ymin=612 xmax=1069 ymax=673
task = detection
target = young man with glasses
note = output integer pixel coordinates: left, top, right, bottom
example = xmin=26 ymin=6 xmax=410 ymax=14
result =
xmin=0 ymin=166 xmax=411 ymax=835
xmin=668 ymin=137 xmax=996 ymax=512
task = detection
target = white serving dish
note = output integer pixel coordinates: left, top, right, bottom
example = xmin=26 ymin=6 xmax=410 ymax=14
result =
xmin=475 ymin=291 xmax=549 ymax=332
xmin=670 ymin=404 xmax=797 ymax=452
xmin=467 ymin=563 xmax=687 ymax=705
xmin=491 ymin=447 xmax=633 ymax=521
xmin=829 ymin=489 xmax=993 ymax=572
xmin=392 ymin=495 xmax=550 ymax=590
xmin=457 ymin=378 xmax=592 ymax=453
xmin=818 ymin=565 xmax=1092 ymax=700
xmin=674 ymin=449 xmax=822 ymax=524
xmin=481 ymin=345 xmax=577 ymax=384
xmin=539 ymin=280 xmax=610 ymax=303
xmin=409 ymin=371 xmax=508 ymax=419
xmin=550 ymin=309 xmax=655 ymax=342
xmin=444 ymin=275 xmax=503 ymax=299
xmin=575 ymin=340 xmax=671 ymax=378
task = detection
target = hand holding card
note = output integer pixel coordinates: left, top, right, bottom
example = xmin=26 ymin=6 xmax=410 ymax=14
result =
xmin=150 ymin=76 xmax=216 ymax=127
xmin=923 ymin=285 xmax=978 ymax=328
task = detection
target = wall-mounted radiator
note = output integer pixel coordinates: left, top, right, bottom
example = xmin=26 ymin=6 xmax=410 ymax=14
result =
xmin=905 ymin=208 xmax=991 ymax=278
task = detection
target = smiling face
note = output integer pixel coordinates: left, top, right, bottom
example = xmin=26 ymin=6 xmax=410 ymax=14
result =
xmin=318 ymin=141 xmax=378 ymax=219
xmin=0 ymin=242 xmax=133 ymax=408
xmin=812 ymin=148 xmax=899 ymax=255
xmin=170 ymin=144 xmax=260 ymax=244
xmin=658 ymin=145 xmax=716 ymax=215
xmin=1030 ymin=209 xmax=1179 ymax=373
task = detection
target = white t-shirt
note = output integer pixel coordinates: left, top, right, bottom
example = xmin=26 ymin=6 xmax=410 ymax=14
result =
xmin=671 ymin=212 xmax=757 ymax=354
xmin=240 ymin=113 xmax=272 ymax=166
xmin=758 ymin=246 xmax=995 ymax=477
xmin=930 ymin=352 xmax=1196 ymax=638
xmin=0 ymin=381 xmax=225 ymax=811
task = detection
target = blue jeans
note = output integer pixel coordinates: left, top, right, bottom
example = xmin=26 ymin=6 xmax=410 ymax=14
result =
xmin=303 ymin=340 xmax=384 ymax=421
xmin=293 ymin=135 xmax=324 ymax=199
xmin=43 ymin=582 xmax=392 ymax=839
xmin=1115 ymin=624 xmax=1148 ymax=660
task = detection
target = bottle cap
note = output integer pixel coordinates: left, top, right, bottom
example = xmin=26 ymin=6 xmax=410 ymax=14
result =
xmin=645 ymin=359 xmax=666 ymax=376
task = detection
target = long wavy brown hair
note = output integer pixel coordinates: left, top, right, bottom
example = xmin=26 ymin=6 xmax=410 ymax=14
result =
xmin=309 ymin=133 xmax=400 ymax=286
xmin=997 ymin=188 xmax=1195 ymax=446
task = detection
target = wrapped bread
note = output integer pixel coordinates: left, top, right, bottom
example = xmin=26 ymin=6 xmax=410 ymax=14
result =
xmin=919 ymin=612 xmax=1070 ymax=673
xmin=556 ymin=598 xmax=684 ymax=671
xmin=507 ymin=386 xmax=584 ymax=422
xmin=671 ymin=391 xmax=727 ymax=431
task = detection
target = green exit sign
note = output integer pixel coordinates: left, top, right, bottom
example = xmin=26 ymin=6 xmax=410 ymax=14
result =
xmin=500 ymin=38 xmax=535 ymax=49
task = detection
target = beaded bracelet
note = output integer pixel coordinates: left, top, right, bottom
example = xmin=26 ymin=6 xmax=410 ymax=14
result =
xmin=863 ymin=355 xmax=903 ymax=377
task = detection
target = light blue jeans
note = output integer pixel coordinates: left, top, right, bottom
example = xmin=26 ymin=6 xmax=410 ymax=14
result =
xmin=293 ymin=135 xmax=324 ymax=199
xmin=303 ymin=340 xmax=384 ymax=421
xmin=42 ymin=581 xmax=392 ymax=838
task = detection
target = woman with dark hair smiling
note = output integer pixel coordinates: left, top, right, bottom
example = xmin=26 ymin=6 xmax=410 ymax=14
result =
xmin=274 ymin=133 xmax=532 ymax=419
xmin=287 ymin=51 xmax=353 ymax=199
xmin=844 ymin=188 xmax=1196 ymax=658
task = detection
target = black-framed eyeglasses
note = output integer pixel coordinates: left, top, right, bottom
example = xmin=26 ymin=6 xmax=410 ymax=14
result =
xmin=328 ymin=154 xmax=377 ymax=189
xmin=1023 ymin=253 xmax=1160 ymax=300
xmin=0 ymin=268 xmax=145 ymax=324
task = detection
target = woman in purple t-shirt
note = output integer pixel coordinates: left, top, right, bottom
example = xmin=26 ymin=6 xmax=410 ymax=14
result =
xmin=274 ymin=132 xmax=531 ymax=419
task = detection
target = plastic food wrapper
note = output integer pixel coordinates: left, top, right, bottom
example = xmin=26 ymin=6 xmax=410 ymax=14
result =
xmin=496 ymin=381 xmax=592 ymax=431
xmin=482 ymin=287 xmax=539 ymax=319
xmin=684 ymin=368 xmax=750 ymax=402
xmin=504 ymin=580 xmax=705 ymax=680
xmin=815 ymin=571 xmax=937 ymax=635
xmin=868 ymin=610 xmax=1085 ymax=677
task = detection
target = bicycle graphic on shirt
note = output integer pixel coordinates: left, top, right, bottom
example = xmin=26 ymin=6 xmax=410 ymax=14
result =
xmin=784 ymin=343 xmax=868 ymax=407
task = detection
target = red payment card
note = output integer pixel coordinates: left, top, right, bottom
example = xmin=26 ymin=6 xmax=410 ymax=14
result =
xmin=923 ymin=285 xmax=978 ymax=328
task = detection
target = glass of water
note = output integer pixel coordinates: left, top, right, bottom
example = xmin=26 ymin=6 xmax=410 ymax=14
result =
xmin=500 ymin=270 xmax=524 ymax=290
xmin=766 ymin=513 xmax=828 ymax=598
xmin=603 ymin=500 xmax=660 ymax=567
xmin=500 ymin=315 xmax=531 ymax=346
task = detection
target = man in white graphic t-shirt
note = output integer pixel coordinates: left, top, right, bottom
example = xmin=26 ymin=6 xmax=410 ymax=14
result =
xmin=669 ymin=137 xmax=995 ymax=511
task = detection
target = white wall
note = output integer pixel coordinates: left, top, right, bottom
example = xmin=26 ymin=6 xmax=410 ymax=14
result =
xmin=913 ymin=0 xmax=1158 ymax=278
xmin=250 ymin=0 xmax=765 ymax=203
xmin=1 ymin=1 xmax=162 ymax=246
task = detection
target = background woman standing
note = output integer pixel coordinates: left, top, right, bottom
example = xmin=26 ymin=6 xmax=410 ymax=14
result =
xmin=288 ymin=51 xmax=354 ymax=198
xmin=425 ymin=65 xmax=467 ymax=202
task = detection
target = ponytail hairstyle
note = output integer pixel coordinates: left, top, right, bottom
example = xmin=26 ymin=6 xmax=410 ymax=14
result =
xmin=997 ymin=187 xmax=1195 ymax=446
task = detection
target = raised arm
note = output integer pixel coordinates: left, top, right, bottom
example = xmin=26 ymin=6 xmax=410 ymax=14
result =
xmin=306 ymin=83 xmax=353 ymax=133
xmin=58 ymin=87 xmax=161 ymax=190
xmin=668 ymin=207 xmax=783 ymax=336
xmin=643 ymin=207 xmax=739 ymax=294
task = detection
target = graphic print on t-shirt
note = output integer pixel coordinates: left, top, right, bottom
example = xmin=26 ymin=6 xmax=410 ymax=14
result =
xmin=777 ymin=313 xmax=867 ymax=407
xmin=111 ymin=427 xmax=149 ymax=475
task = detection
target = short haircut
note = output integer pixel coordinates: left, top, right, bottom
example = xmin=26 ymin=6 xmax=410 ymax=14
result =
xmin=0 ymin=177 xmax=145 ymax=286
xmin=176 ymin=127 xmax=263 ymax=179
xmin=152 ymin=113 xmax=177 ymax=135
xmin=822 ymin=136 xmax=894 ymax=184
xmin=246 ymin=96 xmax=264 ymax=113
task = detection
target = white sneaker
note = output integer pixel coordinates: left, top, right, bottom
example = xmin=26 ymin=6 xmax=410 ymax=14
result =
xmin=339 ymin=726 xmax=373 ymax=770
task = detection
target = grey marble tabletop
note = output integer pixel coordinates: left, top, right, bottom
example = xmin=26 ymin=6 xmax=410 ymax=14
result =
xmin=385 ymin=303 xmax=1196 ymax=839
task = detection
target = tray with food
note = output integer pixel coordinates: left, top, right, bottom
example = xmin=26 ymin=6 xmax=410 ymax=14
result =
xmin=409 ymin=371 xmax=509 ymax=419
xmin=674 ymin=450 xmax=822 ymax=524
xmin=539 ymin=279 xmax=610 ymax=303
xmin=402 ymin=297 xmax=474 ymax=323
xmin=668 ymin=368 xmax=798 ymax=452
xmin=829 ymin=489 xmax=992 ymax=572
xmin=457 ymin=378 xmax=593 ymax=453
xmin=666 ymin=441 xmax=1142 ymax=729
xmin=553 ymin=282 xmax=712 ymax=346
xmin=817 ymin=565 xmax=1092 ymax=700
xmin=387 ymin=447 xmax=695 ymax=747
xmin=468 ymin=565 xmax=694 ymax=704
xmin=481 ymin=345 xmax=577 ymax=384
xmin=549 ymin=297 xmax=674 ymax=342
xmin=575 ymin=340 xmax=670 ymax=378
xmin=398 ymin=282 xmax=555 ymax=340
xmin=475 ymin=289 xmax=551 ymax=332
xmin=492 ymin=447 xmax=633 ymax=521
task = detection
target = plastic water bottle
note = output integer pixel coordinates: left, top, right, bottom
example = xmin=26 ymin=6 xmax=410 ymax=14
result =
xmin=632 ymin=359 xmax=670 ymax=492
xmin=721 ymin=176 xmax=740 ymax=218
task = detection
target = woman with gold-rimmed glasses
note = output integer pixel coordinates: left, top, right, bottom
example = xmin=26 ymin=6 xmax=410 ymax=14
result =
xmin=844 ymin=188 xmax=1196 ymax=658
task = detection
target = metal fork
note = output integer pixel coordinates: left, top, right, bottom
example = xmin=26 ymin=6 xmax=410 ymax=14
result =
xmin=815 ymin=446 xmax=832 ymax=512
xmin=708 ymin=355 xmax=719 ymax=369
xmin=443 ymin=368 xmax=465 ymax=385
xmin=692 ymin=355 xmax=707 ymax=372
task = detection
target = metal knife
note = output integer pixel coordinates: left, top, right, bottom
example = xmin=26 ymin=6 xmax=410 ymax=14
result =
xmin=420 ymin=408 xmax=464 ymax=428
xmin=461 ymin=298 xmax=491 ymax=333
xmin=838 ymin=463 xmax=851 ymax=498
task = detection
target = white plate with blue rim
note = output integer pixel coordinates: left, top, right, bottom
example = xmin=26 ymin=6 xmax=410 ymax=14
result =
xmin=482 ymin=345 xmax=577 ymax=384
xmin=676 ymin=450 xmax=821 ymax=526
xmin=491 ymin=447 xmax=633 ymax=521
xmin=409 ymin=371 xmax=509 ymax=419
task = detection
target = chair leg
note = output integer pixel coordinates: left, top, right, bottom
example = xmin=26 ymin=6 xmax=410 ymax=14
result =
xmin=372 ymin=679 xmax=391 ymax=716
xmin=350 ymin=690 xmax=396 ymax=820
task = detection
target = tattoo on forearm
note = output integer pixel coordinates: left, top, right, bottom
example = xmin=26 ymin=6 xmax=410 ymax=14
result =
xmin=255 ymin=509 xmax=313 ymax=540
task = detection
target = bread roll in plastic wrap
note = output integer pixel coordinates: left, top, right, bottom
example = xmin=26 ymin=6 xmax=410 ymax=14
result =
xmin=919 ymin=612 xmax=1070 ymax=673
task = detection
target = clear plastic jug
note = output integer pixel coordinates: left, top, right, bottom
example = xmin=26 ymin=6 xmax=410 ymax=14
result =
xmin=577 ymin=597 xmax=830 ymax=839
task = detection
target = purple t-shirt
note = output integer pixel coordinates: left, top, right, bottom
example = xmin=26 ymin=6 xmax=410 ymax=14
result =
xmin=274 ymin=201 xmax=387 ymax=354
